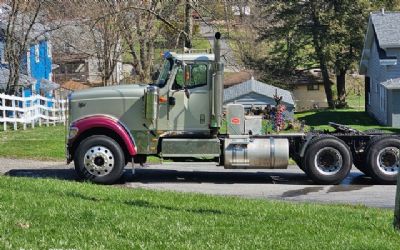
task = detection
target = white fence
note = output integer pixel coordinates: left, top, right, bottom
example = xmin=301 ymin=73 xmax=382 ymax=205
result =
xmin=0 ymin=93 xmax=67 ymax=131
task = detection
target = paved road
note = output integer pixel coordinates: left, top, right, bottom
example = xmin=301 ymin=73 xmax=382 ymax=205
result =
xmin=1 ymin=158 xmax=396 ymax=209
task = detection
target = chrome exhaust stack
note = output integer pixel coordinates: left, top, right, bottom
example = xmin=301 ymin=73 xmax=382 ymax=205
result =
xmin=212 ymin=32 xmax=224 ymax=129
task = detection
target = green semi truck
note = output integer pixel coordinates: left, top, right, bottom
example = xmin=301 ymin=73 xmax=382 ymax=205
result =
xmin=66 ymin=33 xmax=400 ymax=185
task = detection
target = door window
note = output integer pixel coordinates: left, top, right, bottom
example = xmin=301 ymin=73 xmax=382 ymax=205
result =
xmin=172 ymin=64 xmax=207 ymax=90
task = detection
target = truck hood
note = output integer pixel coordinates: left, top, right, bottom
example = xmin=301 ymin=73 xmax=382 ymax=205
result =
xmin=70 ymin=84 xmax=148 ymax=101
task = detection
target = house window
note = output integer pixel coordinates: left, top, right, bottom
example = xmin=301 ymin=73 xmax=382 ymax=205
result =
xmin=365 ymin=76 xmax=370 ymax=106
xmin=47 ymin=42 xmax=52 ymax=58
xmin=26 ymin=51 xmax=31 ymax=75
xmin=307 ymin=84 xmax=319 ymax=91
xmin=379 ymin=86 xmax=386 ymax=112
xmin=35 ymin=44 xmax=39 ymax=63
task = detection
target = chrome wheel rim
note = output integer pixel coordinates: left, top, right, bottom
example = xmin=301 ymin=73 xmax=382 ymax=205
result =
xmin=314 ymin=147 xmax=343 ymax=175
xmin=376 ymin=147 xmax=399 ymax=175
xmin=83 ymin=146 xmax=114 ymax=176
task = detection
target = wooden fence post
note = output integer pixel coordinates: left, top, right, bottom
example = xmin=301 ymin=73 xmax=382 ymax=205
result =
xmin=31 ymin=96 xmax=35 ymax=129
xmin=22 ymin=96 xmax=27 ymax=130
xmin=52 ymin=99 xmax=56 ymax=126
xmin=46 ymin=98 xmax=49 ymax=127
xmin=37 ymin=95 xmax=41 ymax=127
xmin=2 ymin=96 xmax=6 ymax=131
xmin=12 ymin=97 xmax=17 ymax=130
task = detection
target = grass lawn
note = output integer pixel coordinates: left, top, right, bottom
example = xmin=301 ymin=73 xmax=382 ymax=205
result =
xmin=0 ymin=176 xmax=399 ymax=249
xmin=0 ymin=126 xmax=65 ymax=161
xmin=0 ymin=126 xmax=162 ymax=163
xmin=295 ymin=109 xmax=400 ymax=133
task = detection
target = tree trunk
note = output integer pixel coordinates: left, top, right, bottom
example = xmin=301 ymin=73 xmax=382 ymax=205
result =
xmin=184 ymin=0 xmax=193 ymax=48
xmin=337 ymin=69 xmax=346 ymax=105
xmin=309 ymin=2 xmax=334 ymax=108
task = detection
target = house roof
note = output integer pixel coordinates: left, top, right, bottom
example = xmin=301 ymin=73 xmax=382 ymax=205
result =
xmin=61 ymin=80 xmax=89 ymax=91
xmin=290 ymin=69 xmax=324 ymax=86
xmin=0 ymin=68 xmax=36 ymax=91
xmin=370 ymin=12 xmax=400 ymax=49
xmin=380 ymin=78 xmax=400 ymax=89
xmin=224 ymin=71 xmax=252 ymax=88
xmin=0 ymin=4 xmax=48 ymax=41
xmin=223 ymin=78 xmax=295 ymax=106
xmin=360 ymin=11 xmax=400 ymax=74
xmin=40 ymin=79 xmax=60 ymax=92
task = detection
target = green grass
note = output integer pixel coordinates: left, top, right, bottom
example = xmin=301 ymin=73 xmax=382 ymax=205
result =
xmin=0 ymin=176 xmax=399 ymax=249
xmin=0 ymin=126 xmax=163 ymax=163
xmin=295 ymin=109 xmax=400 ymax=133
xmin=0 ymin=125 xmax=66 ymax=160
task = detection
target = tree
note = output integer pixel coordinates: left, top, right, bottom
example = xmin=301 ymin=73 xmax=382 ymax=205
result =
xmin=329 ymin=0 xmax=368 ymax=105
xmin=3 ymin=0 xmax=44 ymax=95
xmin=184 ymin=0 xmax=193 ymax=48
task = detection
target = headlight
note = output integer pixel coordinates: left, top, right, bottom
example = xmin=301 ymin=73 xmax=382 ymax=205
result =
xmin=68 ymin=126 xmax=79 ymax=139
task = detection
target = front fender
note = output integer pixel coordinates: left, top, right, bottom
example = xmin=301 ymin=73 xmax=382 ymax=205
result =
xmin=68 ymin=115 xmax=137 ymax=158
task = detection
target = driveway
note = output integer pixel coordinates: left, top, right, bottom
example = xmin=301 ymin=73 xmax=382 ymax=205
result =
xmin=1 ymin=158 xmax=396 ymax=209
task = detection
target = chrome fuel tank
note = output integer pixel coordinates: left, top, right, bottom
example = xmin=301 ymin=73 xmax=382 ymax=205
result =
xmin=224 ymin=135 xmax=289 ymax=169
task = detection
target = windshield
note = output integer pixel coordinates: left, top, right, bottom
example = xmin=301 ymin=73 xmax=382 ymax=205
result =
xmin=157 ymin=58 xmax=173 ymax=88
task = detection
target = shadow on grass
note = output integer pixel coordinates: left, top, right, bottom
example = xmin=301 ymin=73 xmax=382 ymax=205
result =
xmin=64 ymin=190 xmax=225 ymax=215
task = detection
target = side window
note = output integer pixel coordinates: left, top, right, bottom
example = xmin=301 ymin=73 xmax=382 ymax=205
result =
xmin=189 ymin=64 xmax=207 ymax=87
xmin=173 ymin=67 xmax=184 ymax=90
xmin=172 ymin=64 xmax=207 ymax=90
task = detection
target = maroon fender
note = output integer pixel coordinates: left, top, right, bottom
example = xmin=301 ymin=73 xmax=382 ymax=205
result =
xmin=68 ymin=115 xmax=137 ymax=156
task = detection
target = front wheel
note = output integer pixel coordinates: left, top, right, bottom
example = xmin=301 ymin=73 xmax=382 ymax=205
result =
xmin=365 ymin=136 xmax=400 ymax=184
xmin=304 ymin=137 xmax=352 ymax=185
xmin=74 ymin=135 xmax=125 ymax=184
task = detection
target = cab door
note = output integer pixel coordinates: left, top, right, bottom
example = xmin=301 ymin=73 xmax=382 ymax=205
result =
xmin=168 ymin=63 xmax=210 ymax=131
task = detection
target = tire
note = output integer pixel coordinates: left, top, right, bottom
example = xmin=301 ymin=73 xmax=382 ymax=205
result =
xmin=74 ymin=135 xmax=125 ymax=184
xmin=365 ymin=136 xmax=400 ymax=184
xmin=304 ymin=137 xmax=352 ymax=185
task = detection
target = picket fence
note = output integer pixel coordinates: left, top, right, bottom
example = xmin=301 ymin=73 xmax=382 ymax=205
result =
xmin=0 ymin=93 xmax=67 ymax=131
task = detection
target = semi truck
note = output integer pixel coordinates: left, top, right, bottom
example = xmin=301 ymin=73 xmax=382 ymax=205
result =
xmin=66 ymin=32 xmax=400 ymax=185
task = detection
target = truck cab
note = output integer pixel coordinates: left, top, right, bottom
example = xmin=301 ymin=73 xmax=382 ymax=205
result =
xmin=67 ymin=33 xmax=224 ymax=184
xmin=155 ymin=52 xmax=215 ymax=133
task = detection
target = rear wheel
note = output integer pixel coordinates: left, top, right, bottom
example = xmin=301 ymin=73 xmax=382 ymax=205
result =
xmin=74 ymin=135 xmax=125 ymax=184
xmin=304 ymin=137 xmax=352 ymax=185
xmin=365 ymin=136 xmax=400 ymax=184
